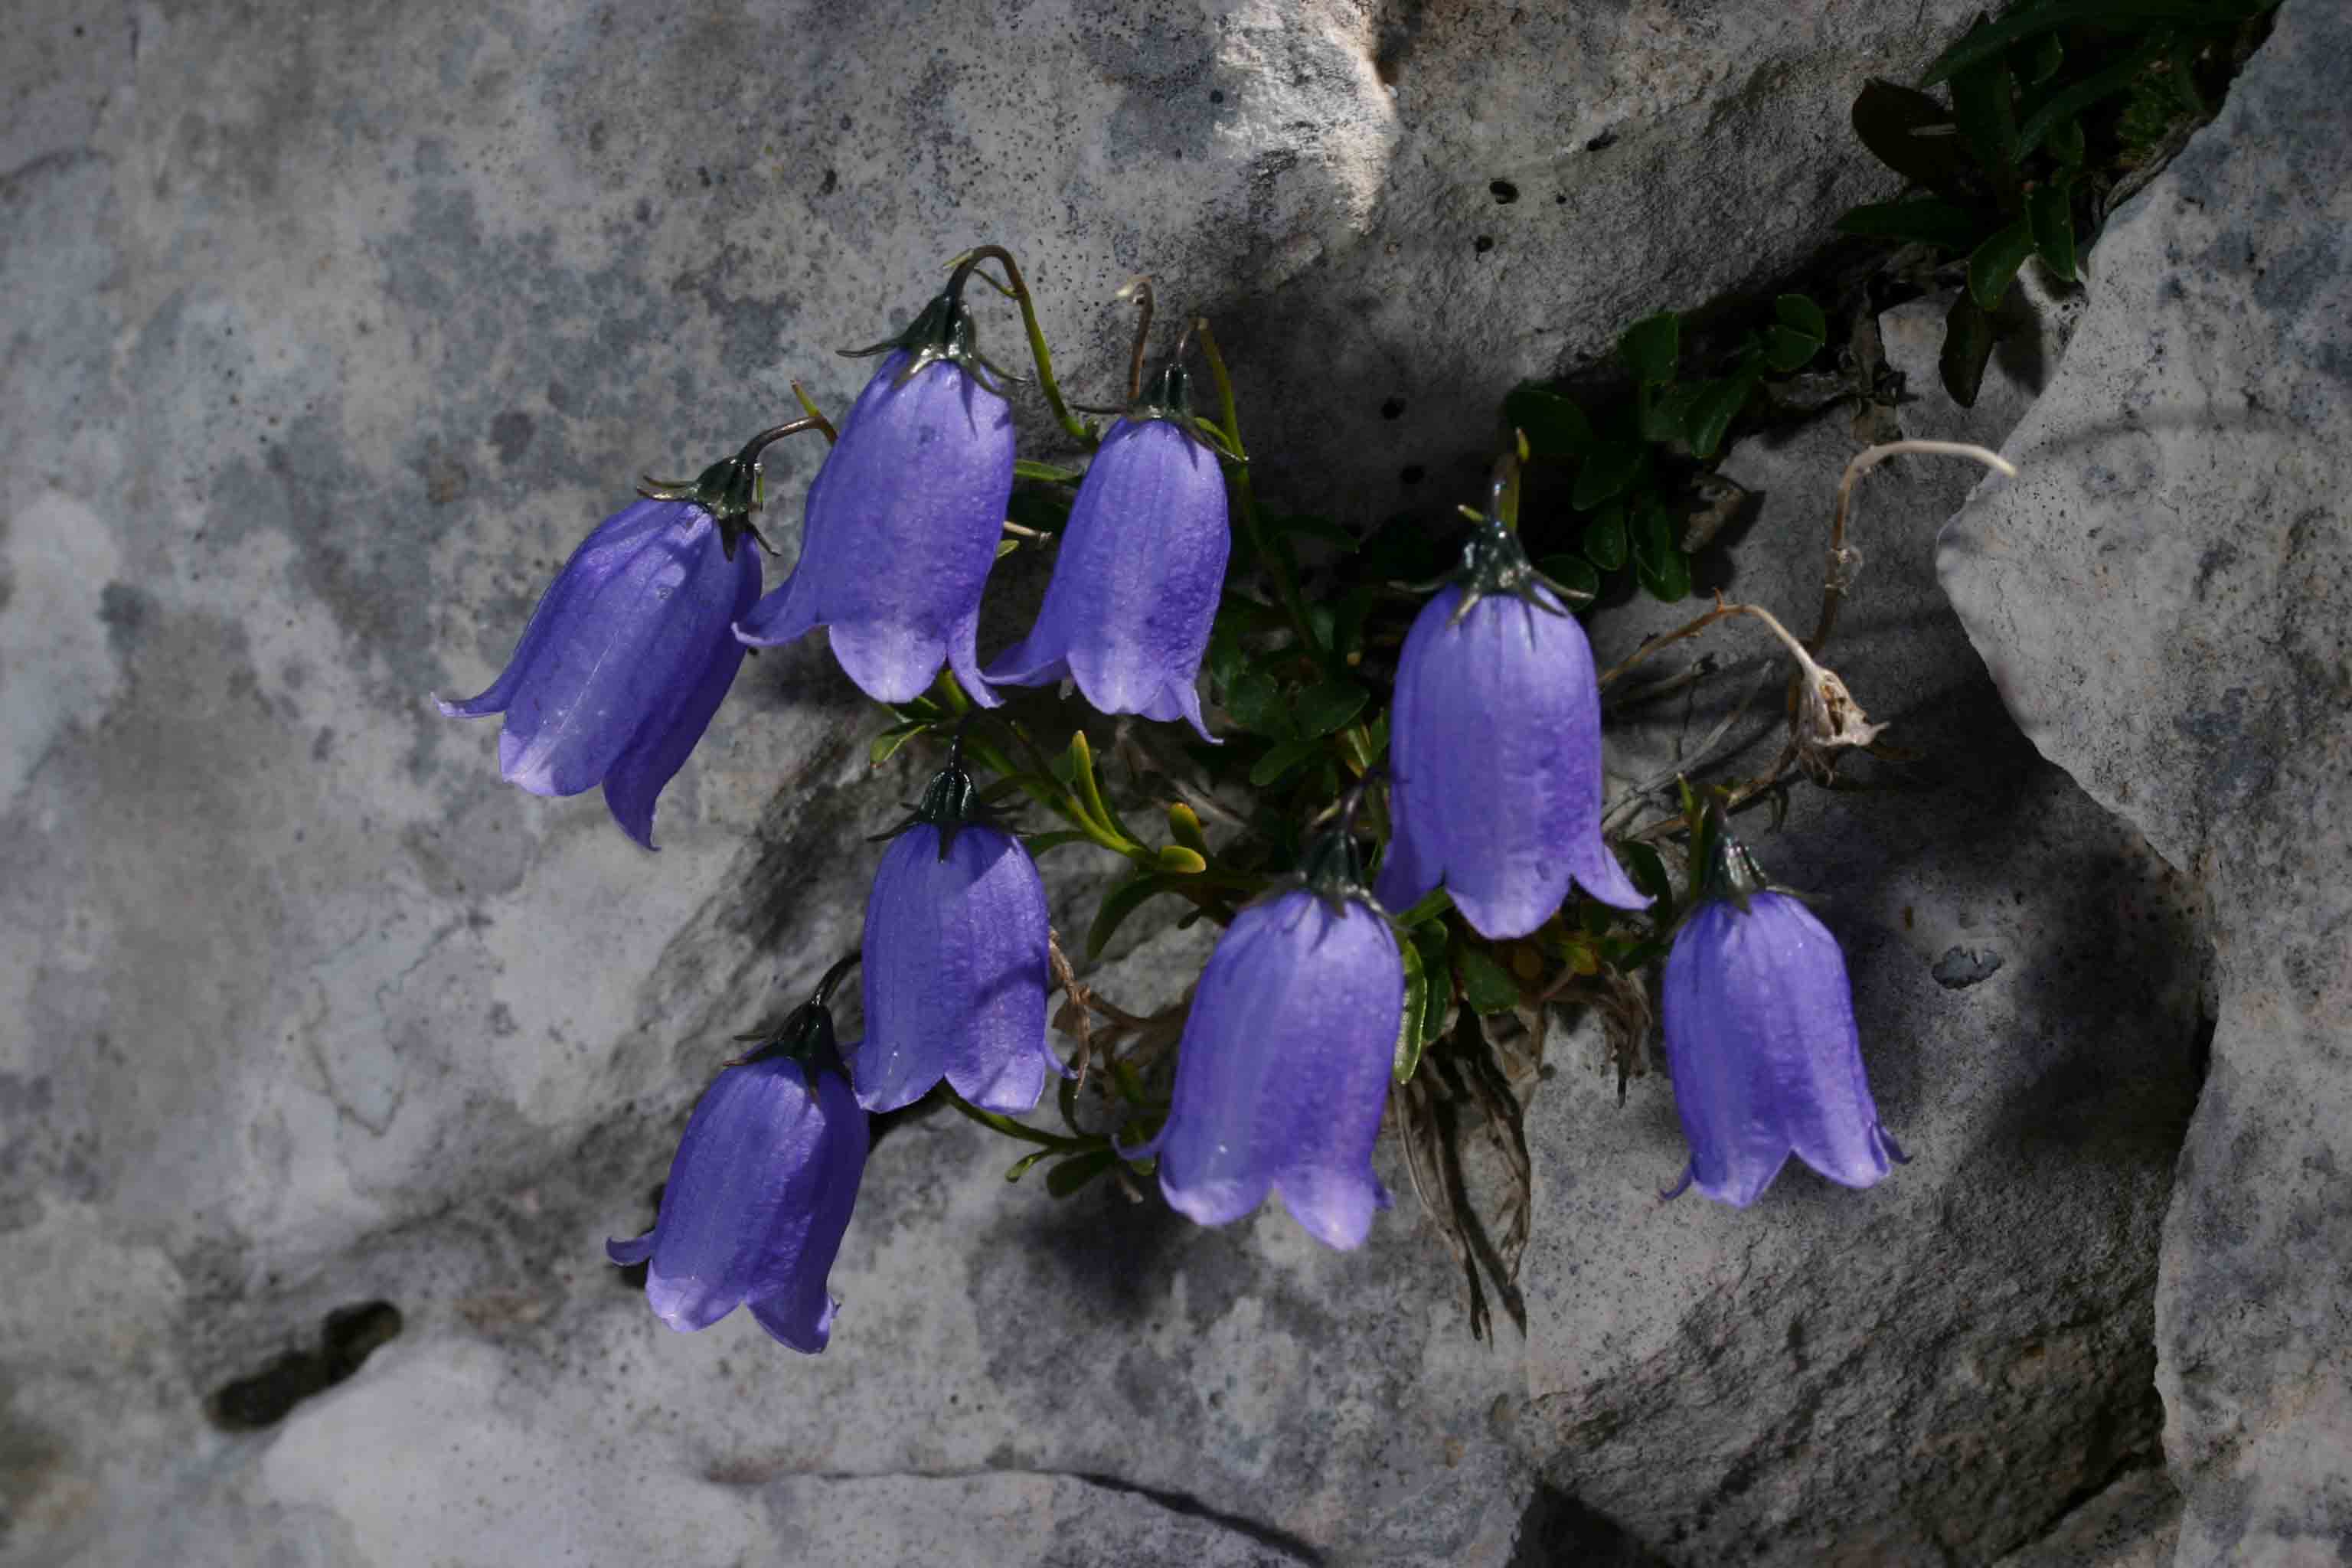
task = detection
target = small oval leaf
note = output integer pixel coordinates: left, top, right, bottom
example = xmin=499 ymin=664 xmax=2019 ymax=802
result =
xmin=1582 ymin=504 xmax=1628 ymax=572
xmin=1617 ymin=312 xmax=1681 ymax=385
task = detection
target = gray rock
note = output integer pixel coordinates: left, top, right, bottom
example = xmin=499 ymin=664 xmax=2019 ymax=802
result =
xmin=16 ymin=0 xmax=2224 ymax=1562
xmin=1938 ymin=2 xmax=2352 ymax=1560
xmin=1993 ymin=1467 xmax=2182 ymax=1568
xmin=1508 ymin=260 xmax=2208 ymax=1561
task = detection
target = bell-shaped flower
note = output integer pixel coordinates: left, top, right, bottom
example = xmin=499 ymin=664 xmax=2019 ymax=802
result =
xmin=1375 ymin=505 xmax=1648 ymax=939
xmin=985 ymin=361 xmax=1229 ymax=740
xmin=607 ymin=956 xmax=868 ymax=1352
xmin=1139 ymin=829 xmax=1403 ymax=1250
xmin=436 ymin=424 xmax=809 ymax=848
xmin=736 ymin=271 xmax=1017 ymax=707
xmin=1661 ymin=828 xmax=1905 ymax=1207
xmin=853 ymin=741 xmax=1060 ymax=1114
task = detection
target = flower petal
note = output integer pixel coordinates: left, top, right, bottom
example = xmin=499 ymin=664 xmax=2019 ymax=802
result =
xmin=1663 ymin=902 xmax=1798 ymax=1207
xmin=437 ymin=500 xmax=684 ymax=718
xmin=497 ymin=511 xmax=730 ymax=798
xmin=856 ymin=826 xmax=1051 ymax=1114
xmin=737 ymin=354 xmax=1012 ymax=706
xmin=1157 ymin=890 xmax=1402 ymax=1246
xmin=744 ymin=1067 xmax=867 ymax=1354
xmin=1744 ymin=894 xmax=1893 ymax=1192
xmin=602 ymin=528 xmax=763 ymax=850
xmin=640 ymin=1056 xmax=825 ymax=1332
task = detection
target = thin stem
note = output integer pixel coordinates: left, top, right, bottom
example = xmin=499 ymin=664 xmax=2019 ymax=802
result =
xmin=1192 ymin=318 xmax=1321 ymax=662
xmin=1118 ymin=276 xmax=1155 ymax=407
xmin=945 ymin=1091 xmax=1093 ymax=1152
xmin=1810 ymin=439 xmax=2017 ymax=653
xmin=789 ymin=380 xmax=838 ymax=444
xmin=946 ymin=245 xmax=1091 ymax=446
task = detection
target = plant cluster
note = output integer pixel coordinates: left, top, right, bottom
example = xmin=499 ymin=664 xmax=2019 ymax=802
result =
xmin=438 ymin=230 xmax=2023 ymax=1348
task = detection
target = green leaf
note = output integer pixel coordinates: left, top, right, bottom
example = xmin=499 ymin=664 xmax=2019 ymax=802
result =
xmin=1271 ymin=512 xmax=1359 ymax=552
xmin=2017 ymin=41 xmax=2167 ymax=155
xmin=1684 ymin=374 xmax=1753 ymax=459
xmin=1949 ymin=34 xmax=2020 ymax=177
xmin=1623 ymin=841 xmax=1674 ymax=919
xmin=1635 ymin=544 xmax=1693 ymax=603
xmin=1940 ymin=289 xmax=1999 ymax=409
xmin=1922 ymin=2 xmax=2249 ymax=87
xmin=1006 ymin=485 xmax=1072 ymax=534
xmin=1617 ymin=312 xmax=1681 ymax=385
xmin=2027 ymin=181 xmax=2077 ymax=282
xmin=1021 ymin=828 xmax=1098 ymax=857
xmin=2043 ymin=115 xmax=2086 ymax=166
xmin=1249 ymin=735 xmax=1324 ymax=788
xmin=1503 ymin=384 xmax=1596 ymax=458
xmin=1086 ymin=872 xmax=1181 ymax=960
xmin=1014 ymin=458 xmax=1086 ymax=484
xmin=1537 ymin=554 xmax=1601 ymax=604
xmin=1205 ymin=619 xmax=1246 ymax=689
xmin=1221 ymin=668 xmax=1291 ymax=738
xmin=2025 ymin=31 xmax=2065 ymax=86
xmin=1968 ymin=216 xmax=2037 ymax=309
xmin=1760 ymin=324 xmax=1824 ymax=374
xmin=1295 ymin=679 xmax=1370 ymax=737
xmin=1835 ymin=198 xmax=1986 ymax=252
xmin=1571 ymin=443 xmax=1645 ymax=511
xmin=1394 ymin=938 xmax=1431 ymax=1084
xmin=1454 ymin=942 xmax=1521 ymax=1014
xmin=1045 ymin=1148 xmax=1118 ymax=1198
xmin=1645 ymin=383 xmax=1700 ymax=447
xmin=1774 ymin=293 xmax=1828 ymax=343
xmin=1629 ymin=494 xmax=1675 ymax=574
xmin=1004 ymin=1148 xmax=1052 ymax=1183
xmin=868 ymin=719 xmax=929 ymax=766
xmin=1847 ymin=79 xmax=1977 ymax=197
xmin=1581 ymin=503 xmax=1628 ymax=572
xmin=1166 ymin=800 xmax=1210 ymax=856
xmin=1155 ymin=844 xmax=1207 ymax=874
xmin=1412 ymin=924 xmax=1453 ymax=1047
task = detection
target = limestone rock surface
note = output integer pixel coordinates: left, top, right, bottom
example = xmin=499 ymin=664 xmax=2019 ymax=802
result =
xmin=1939 ymin=2 xmax=2352 ymax=1560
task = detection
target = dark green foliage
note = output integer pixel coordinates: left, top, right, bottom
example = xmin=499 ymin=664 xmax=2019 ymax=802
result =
xmin=1838 ymin=0 xmax=2278 ymax=403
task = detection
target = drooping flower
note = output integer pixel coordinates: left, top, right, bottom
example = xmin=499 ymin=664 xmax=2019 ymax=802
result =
xmin=854 ymin=740 xmax=1060 ymax=1114
xmin=1375 ymin=499 xmax=1648 ymax=939
xmin=436 ymin=423 xmax=807 ymax=848
xmin=985 ymin=360 xmax=1229 ymax=740
xmin=735 ymin=266 xmax=1018 ymax=707
xmin=607 ymin=956 xmax=868 ymax=1352
xmin=1142 ymin=828 xmax=1403 ymax=1250
xmin=1660 ymin=828 xmax=1905 ymax=1207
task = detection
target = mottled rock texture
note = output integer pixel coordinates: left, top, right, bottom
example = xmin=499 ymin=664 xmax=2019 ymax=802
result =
xmin=1512 ymin=271 xmax=2204 ymax=1564
xmin=1939 ymin=3 xmax=2352 ymax=1561
xmin=4 ymin=0 xmax=2304 ymax=1563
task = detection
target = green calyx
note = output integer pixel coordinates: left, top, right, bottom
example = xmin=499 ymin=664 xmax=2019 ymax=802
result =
xmin=730 ymin=951 xmax=858 ymax=1085
xmin=840 ymin=256 xmax=1024 ymax=391
xmin=1437 ymin=518 xmax=1584 ymax=629
xmin=1684 ymin=792 xmax=1770 ymax=915
xmin=635 ymin=419 xmax=822 ymax=560
xmin=869 ymin=733 xmax=1007 ymax=861
xmin=1298 ymin=825 xmax=1372 ymax=913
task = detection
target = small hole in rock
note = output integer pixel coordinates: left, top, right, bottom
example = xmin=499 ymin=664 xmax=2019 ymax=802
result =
xmin=1209 ymin=89 xmax=1224 ymax=104
xmin=1585 ymin=129 xmax=1619 ymax=152
xmin=206 ymin=1301 xmax=403 ymax=1432
xmin=1380 ymin=397 xmax=1406 ymax=420
xmin=1473 ymin=236 xmax=1494 ymax=254
xmin=1488 ymin=179 xmax=1519 ymax=204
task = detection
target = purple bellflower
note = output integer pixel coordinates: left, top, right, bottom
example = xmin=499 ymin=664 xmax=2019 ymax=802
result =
xmin=736 ymin=263 xmax=1018 ymax=707
xmin=1375 ymin=489 xmax=1649 ymax=939
xmin=1661 ymin=828 xmax=1906 ymax=1207
xmin=854 ymin=739 xmax=1060 ymax=1114
xmin=1138 ymin=825 xmax=1403 ymax=1250
xmin=985 ymin=359 xmax=1230 ymax=740
xmin=436 ymin=423 xmax=809 ymax=848
xmin=607 ymin=955 xmax=868 ymax=1352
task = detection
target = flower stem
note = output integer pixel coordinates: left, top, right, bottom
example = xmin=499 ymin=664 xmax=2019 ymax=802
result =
xmin=946 ymin=1091 xmax=1095 ymax=1152
xmin=1193 ymin=319 xmax=1321 ymax=664
xmin=1811 ymin=439 xmax=2016 ymax=653
xmin=946 ymin=245 xmax=1092 ymax=448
